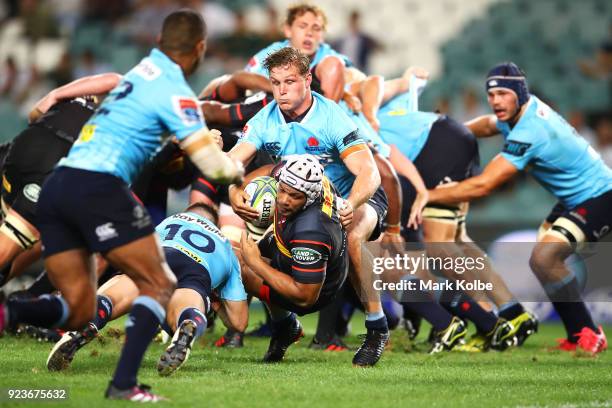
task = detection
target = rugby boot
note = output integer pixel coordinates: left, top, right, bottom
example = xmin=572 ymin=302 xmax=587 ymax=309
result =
xmin=214 ymin=328 xmax=244 ymax=348
xmin=454 ymin=332 xmax=488 ymax=352
xmin=157 ymin=319 xmax=198 ymax=376
xmin=105 ymin=382 xmax=166 ymax=402
xmin=429 ymin=317 xmax=467 ymax=354
xmin=309 ymin=334 xmax=349 ymax=351
xmin=352 ymin=329 xmax=389 ymax=366
xmin=47 ymin=323 xmax=98 ymax=371
xmin=575 ymin=326 xmax=607 ymax=355
xmin=508 ymin=311 xmax=538 ymax=346
xmin=263 ymin=318 xmax=304 ymax=363
xmin=554 ymin=338 xmax=577 ymax=352
xmin=489 ymin=319 xmax=518 ymax=350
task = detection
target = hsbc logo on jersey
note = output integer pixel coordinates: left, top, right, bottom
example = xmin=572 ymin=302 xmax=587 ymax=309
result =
xmin=173 ymin=96 xmax=202 ymax=126
xmin=292 ymin=247 xmax=323 ymax=265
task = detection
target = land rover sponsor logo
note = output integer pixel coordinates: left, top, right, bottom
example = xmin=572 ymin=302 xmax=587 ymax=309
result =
xmin=292 ymin=247 xmax=322 ymax=265
xmin=23 ymin=184 xmax=41 ymax=203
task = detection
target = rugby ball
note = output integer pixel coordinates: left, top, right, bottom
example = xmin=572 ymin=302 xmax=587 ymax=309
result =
xmin=244 ymin=176 xmax=277 ymax=229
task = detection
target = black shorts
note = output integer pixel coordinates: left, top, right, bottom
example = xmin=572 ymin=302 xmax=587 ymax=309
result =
xmin=398 ymin=175 xmax=424 ymax=243
xmin=399 ymin=116 xmax=479 ymax=242
xmin=413 ymin=115 xmax=480 ymax=188
xmin=367 ymin=186 xmax=388 ymax=241
xmin=544 ymin=189 xmax=612 ymax=242
xmin=37 ymin=167 xmax=155 ymax=257
xmin=2 ymin=126 xmax=73 ymax=225
xmin=164 ymin=246 xmax=212 ymax=303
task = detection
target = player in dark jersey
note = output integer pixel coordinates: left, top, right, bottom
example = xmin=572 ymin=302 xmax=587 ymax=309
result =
xmin=239 ymin=155 xmax=348 ymax=362
xmin=230 ymin=47 xmax=393 ymax=367
xmin=0 ymin=73 xmax=121 ymax=287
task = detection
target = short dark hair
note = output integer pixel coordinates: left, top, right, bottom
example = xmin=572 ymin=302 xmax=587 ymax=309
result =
xmin=185 ymin=202 xmax=219 ymax=225
xmin=286 ymin=3 xmax=327 ymax=30
xmin=159 ymin=9 xmax=206 ymax=54
xmin=263 ymin=47 xmax=310 ymax=76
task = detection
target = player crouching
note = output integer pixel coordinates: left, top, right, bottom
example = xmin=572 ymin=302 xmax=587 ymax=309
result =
xmin=239 ymin=155 xmax=351 ymax=363
xmin=46 ymin=203 xmax=248 ymax=378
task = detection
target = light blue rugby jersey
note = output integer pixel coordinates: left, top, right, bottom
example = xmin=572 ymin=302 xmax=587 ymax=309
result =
xmin=338 ymin=100 xmax=391 ymax=158
xmin=377 ymin=91 xmax=439 ymax=161
xmin=156 ymin=212 xmax=247 ymax=302
xmin=59 ymin=48 xmax=205 ymax=184
xmin=497 ymin=95 xmax=612 ymax=208
xmin=238 ymin=92 xmax=367 ymax=197
xmin=245 ymin=39 xmax=351 ymax=77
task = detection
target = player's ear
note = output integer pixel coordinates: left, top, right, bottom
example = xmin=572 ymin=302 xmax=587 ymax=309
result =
xmin=305 ymin=72 xmax=312 ymax=88
xmin=283 ymin=23 xmax=292 ymax=39
xmin=156 ymin=33 xmax=162 ymax=46
xmin=197 ymin=39 xmax=207 ymax=57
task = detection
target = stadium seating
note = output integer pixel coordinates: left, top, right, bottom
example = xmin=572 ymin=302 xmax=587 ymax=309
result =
xmin=428 ymin=0 xmax=610 ymax=114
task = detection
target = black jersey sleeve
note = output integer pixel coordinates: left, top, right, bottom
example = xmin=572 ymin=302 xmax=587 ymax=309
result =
xmin=288 ymin=231 xmax=332 ymax=284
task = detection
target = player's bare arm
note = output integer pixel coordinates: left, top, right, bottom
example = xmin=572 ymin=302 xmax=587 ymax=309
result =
xmin=29 ymin=73 xmax=122 ymax=123
xmin=428 ymin=154 xmax=519 ymax=205
xmin=227 ymin=142 xmax=260 ymax=220
xmin=240 ymin=232 xmax=322 ymax=308
xmin=464 ymin=114 xmax=499 ymax=138
xmin=341 ymin=148 xmax=381 ymax=226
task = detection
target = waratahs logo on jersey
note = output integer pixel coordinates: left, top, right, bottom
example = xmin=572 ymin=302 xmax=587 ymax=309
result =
xmin=305 ymin=136 xmax=326 ymax=153
xmin=247 ymin=57 xmax=259 ymax=70
xmin=173 ymin=96 xmax=202 ymax=126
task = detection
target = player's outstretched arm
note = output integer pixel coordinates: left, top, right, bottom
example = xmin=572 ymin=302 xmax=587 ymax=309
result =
xmin=428 ymin=154 xmax=518 ymax=205
xmin=180 ymin=128 xmax=244 ymax=184
xmin=198 ymin=71 xmax=272 ymax=101
xmin=381 ymin=66 xmax=429 ymax=105
xmin=29 ymin=72 xmax=122 ymax=123
xmin=465 ymin=114 xmax=499 ymax=138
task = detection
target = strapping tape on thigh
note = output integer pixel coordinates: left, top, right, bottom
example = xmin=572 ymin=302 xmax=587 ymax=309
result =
xmin=0 ymin=217 xmax=37 ymax=249
xmin=547 ymin=217 xmax=586 ymax=244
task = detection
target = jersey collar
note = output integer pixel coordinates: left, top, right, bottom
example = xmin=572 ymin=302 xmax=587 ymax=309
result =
xmin=277 ymin=93 xmax=318 ymax=125
xmin=149 ymin=48 xmax=184 ymax=78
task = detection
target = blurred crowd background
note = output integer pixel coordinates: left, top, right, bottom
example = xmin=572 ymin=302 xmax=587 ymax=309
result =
xmin=0 ymin=0 xmax=610 ymax=235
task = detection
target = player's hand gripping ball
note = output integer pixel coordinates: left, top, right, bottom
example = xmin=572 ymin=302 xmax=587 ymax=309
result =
xmin=243 ymin=176 xmax=277 ymax=238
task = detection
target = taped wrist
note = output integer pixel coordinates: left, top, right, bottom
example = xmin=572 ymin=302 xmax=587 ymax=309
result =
xmin=180 ymin=128 xmax=243 ymax=184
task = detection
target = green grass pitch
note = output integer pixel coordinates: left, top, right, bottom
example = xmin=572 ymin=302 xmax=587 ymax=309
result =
xmin=1 ymin=308 xmax=611 ymax=407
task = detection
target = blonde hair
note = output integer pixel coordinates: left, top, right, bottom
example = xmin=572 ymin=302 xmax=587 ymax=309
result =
xmin=285 ymin=3 xmax=327 ymax=30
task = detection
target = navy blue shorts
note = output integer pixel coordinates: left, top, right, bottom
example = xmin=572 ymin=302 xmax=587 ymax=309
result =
xmin=545 ymin=189 xmax=612 ymax=242
xmin=37 ymin=167 xmax=155 ymax=257
xmin=163 ymin=246 xmax=212 ymax=305
xmin=367 ymin=186 xmax=388 ymax=241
